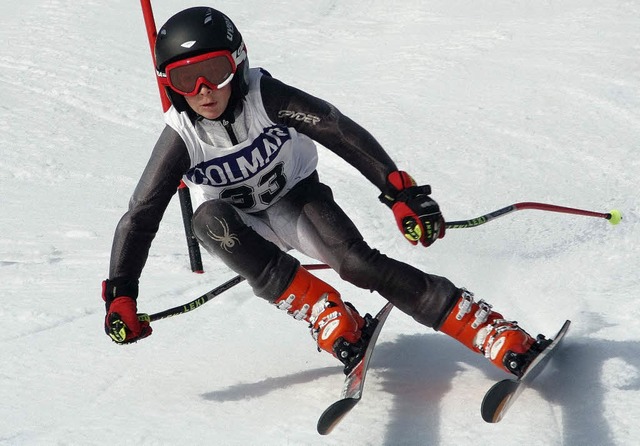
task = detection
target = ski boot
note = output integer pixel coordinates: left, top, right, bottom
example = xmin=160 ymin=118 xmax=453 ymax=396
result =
xmin=439 ymin=289 xmax=551 ymax=377
xmin=274 ymin=266 xmax=367 ymax=373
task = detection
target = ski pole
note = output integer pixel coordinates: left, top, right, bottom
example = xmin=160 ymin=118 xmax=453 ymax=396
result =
xmin=445 ymin=202 xmax=622 ymax=229
xmin=142 ymin=202 xmax=621 ymax=322
xmin=143 ymin=263 xmax=331 ymax=322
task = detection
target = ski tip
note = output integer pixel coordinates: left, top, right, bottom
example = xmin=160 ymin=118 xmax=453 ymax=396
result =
xmin=482 ymin=395 xmax=512 ymax=423
xmin=481 ymin=379 xmax=519 ymax=423
xmin=553 ymin=320 xmax=571 ymax=343
xmin=317 ymin=398 xmax=359 ymax=435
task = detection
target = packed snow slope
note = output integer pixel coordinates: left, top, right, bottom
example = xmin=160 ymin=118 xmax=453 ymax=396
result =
xmin=1 ymin=0 xmax=639 ymax=445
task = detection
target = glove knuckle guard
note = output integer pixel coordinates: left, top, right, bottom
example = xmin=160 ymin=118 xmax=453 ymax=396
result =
xmin=383 ymin=171 xmax=443 ymax=247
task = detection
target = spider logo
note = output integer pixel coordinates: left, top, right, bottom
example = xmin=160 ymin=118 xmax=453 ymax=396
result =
xmin=206 ymin=217 xmax=240 ymax=253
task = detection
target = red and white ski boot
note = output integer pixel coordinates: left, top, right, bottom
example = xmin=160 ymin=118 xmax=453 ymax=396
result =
xmin=274 ymin=266 xmax=368 ymax=370
xmin=439 ymin=289 xmax=550 ymax=376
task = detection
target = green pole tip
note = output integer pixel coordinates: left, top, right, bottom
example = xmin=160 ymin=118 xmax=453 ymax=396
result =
xmin=607 ymin=209 xmax=622 ymax=225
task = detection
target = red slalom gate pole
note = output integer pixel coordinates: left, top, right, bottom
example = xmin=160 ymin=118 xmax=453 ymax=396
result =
xmin=140 ymin=0 xmax=204 ymax=273
xmin=140 ymin=0 xmax=170 ymax=112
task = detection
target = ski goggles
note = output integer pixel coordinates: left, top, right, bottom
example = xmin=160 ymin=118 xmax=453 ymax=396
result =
xmin=159 ymin=43 xmax=247 ymax=96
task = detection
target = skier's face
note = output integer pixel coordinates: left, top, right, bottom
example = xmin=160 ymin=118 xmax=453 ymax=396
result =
xmin=184 ymin=83 xmax=232 ymax=120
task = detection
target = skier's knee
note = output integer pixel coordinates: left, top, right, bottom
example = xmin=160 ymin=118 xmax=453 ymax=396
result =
xmin=192 ymin=199 xmax=244 ymax=245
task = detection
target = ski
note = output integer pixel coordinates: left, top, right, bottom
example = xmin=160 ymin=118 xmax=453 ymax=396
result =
xmin=316 ymin=302 xmax=394 ymax=435
xmin=481 ymin=319 xmax=571 ymax=423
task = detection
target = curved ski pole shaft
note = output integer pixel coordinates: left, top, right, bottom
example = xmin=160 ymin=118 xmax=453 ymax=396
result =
xmin=146 ymin=274 xmax=245 ymax=322
xmin=144 ymin=263 xmax=331 ymax=322
xmin=445 ymin=202 xmax=621 ymax=229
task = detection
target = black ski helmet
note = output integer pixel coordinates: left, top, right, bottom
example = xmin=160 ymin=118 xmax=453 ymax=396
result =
xmin=155 ymin=7 xmax=249 ymax=116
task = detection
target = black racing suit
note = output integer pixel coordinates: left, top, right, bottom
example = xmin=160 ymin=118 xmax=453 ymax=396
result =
xmin=108 ymin=73 xmax=460 ymax=329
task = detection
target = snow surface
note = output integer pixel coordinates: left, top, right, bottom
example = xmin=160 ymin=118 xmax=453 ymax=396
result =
xmin=1 ymin=0 xmax=639 ymax=445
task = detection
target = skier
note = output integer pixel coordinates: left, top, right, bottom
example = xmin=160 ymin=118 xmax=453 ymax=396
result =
xmin=103 ymin=6 xmax=549 ymax=376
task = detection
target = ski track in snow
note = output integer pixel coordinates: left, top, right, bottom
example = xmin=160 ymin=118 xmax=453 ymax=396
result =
xmin=1 ymin=0 xmax=639 ymax=445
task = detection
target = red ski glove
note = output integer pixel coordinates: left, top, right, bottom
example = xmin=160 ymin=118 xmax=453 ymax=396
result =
xmin=379 ymin=171 xmax=446 ymax=247
xmin=102 ymin=279 xmax=152 ymax=344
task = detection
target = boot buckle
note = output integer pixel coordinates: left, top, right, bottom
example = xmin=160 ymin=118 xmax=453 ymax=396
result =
xmin=275 ymin=294 xmax=296 ymax=312
xmin=456 ymin=289 xmax=475 ymax=320
xmin=292 ymin=304 xmax=310 ymax=321
xmin=472 ymin=300 xmax=492 ymax=329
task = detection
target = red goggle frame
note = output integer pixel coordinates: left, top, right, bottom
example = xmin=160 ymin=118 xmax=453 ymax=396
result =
xmin=159 ymin=43 xmax=247 ymax=96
